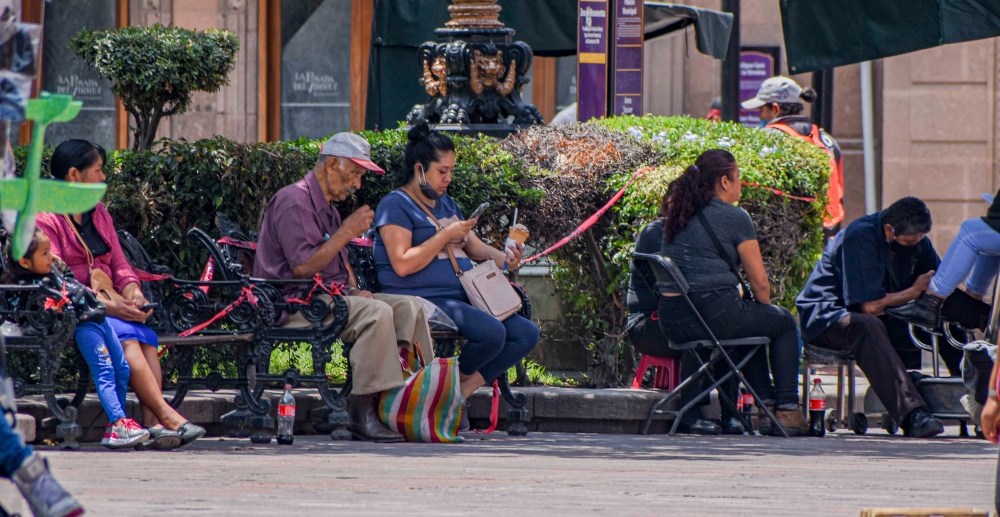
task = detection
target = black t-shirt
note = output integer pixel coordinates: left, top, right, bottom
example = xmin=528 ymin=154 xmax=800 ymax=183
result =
xmin=72 ymin=210 xmax=111 ymax=258
xmin=627 ymin=219 xmax=664 ymax=316
xmin=796 ymin=212 xmax=939 ymax=343
xmin=660 ymin=198 xmax=757 ymax=293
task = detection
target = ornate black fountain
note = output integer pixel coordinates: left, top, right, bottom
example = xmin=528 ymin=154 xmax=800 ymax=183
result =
xmin=407 ymin=0 xmax=543 ymax=135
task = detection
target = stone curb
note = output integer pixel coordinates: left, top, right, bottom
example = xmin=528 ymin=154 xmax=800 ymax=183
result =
xmin=14 ymin=386 xmax=863 ymax=442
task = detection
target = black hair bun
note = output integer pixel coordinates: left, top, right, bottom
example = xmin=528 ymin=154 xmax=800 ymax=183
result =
xmin=799 ymin=87 xmax=818 ymax=103
xmin=407 ymin=120 xmax=431 ymax=142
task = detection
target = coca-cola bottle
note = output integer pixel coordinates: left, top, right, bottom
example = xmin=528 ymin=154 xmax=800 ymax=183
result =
xmin=277 ymin=384 xmax=295 ymax=445
xmin=808 ymin=379 xmax=826 ymax=437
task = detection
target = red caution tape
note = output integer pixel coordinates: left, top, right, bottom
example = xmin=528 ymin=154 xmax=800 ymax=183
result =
xmin=43 ymin=285 xmax=70 ymax=312
xmin=475 ymin=380 xmax=501 ymax=435
xmin=740 ymin=181 xmax=816 ymax=203
xmin=286 ymin=274 xmax=344 ymax=305
xmin=523 ymin=167 xmax=652 ymax=264
xmin=217 ymin=236 xmax=258 ymax=250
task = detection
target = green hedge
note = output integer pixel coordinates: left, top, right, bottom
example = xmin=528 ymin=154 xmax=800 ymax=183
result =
xmin=502 ymin=116 xmax=830 ymax=385
xmin=599 ymin=115 xmax=831 ymax=307
xmin=14 ymin=116 xmax=829 ymax=387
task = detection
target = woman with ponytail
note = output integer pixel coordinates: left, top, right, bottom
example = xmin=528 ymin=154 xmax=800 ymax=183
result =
xmin=655 ymin=149 xmax=808 ymax=436
xmin=374 ymin=121 xmax=539 ymax=430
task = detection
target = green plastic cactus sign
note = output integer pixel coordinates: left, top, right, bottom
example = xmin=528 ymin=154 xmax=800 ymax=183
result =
xmin=0 ymin=92 xmax=107 ymax=259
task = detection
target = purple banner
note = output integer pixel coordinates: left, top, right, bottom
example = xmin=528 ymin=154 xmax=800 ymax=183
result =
xmin=739 ymin=49 xmax=777 ymax=127
xmin=613 ymin=0 xmax=642 ymax=116
xmin=578 ymin=0 xmax=609 ymax=122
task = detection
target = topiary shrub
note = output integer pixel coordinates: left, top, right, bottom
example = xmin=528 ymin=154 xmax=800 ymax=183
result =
xmin=71 ymin=24 xmax=239 ymax=151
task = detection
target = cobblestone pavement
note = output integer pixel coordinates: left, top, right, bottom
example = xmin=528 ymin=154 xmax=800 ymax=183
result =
xmin=0 ymin=432 xmax=995 ymax=516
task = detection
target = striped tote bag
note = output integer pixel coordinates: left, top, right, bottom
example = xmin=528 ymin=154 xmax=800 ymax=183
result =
xmin=378 ymin=344 xmax=463 ymax=443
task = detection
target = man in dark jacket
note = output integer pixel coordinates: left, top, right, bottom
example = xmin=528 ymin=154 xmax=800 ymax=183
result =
xmin=796 ymin=197 xmax=988 ymax=438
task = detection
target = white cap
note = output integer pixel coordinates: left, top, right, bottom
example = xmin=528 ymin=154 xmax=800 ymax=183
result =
xmin=741 ymin=76 xmax=803 ymax=110
xmin=319 ymin=132 xmax=385 ymax=174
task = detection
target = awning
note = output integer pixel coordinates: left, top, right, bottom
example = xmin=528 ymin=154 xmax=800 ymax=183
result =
xmin=372 ymin=1 xmax=733 ymax=58
xmin=781 ymin=0 xmax=1000 ymax=73
xmin=644 ymin=3 xmax=733 ymax=60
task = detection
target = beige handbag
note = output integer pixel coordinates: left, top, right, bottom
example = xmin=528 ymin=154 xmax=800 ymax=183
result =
xmin=64 ymin=214 xmax=126 ymax=303
xmin=410 ymin=193 xmax=522 ymax=321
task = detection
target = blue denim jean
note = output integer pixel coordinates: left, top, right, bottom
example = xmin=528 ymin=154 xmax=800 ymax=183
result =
xmin=425 ymin=296 xmax=539 ymax=381
xmin=76 ymin=321 xmax=129 ymax=423
xmin=929 ymin=218 xmax=1000 ymax=298
xmin=0 ymin=414 xmax=31 ymax=478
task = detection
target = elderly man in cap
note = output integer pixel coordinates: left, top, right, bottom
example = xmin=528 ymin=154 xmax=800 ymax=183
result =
xmin=255 ymin=132 xmax=433 ymax=443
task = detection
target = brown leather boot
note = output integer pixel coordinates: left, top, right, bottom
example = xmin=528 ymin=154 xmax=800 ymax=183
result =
xmin=347 ymin=394 xmax=405 ymax=443
xmin=773 ymin=406 xmax=809 ymax=437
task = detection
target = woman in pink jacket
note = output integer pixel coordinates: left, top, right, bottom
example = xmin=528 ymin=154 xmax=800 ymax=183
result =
xmin=37 ymin=139 xmax=205 ymax=449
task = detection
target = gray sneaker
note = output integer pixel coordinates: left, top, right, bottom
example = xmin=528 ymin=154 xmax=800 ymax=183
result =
xmin=135 ymin=427 xmax=182 ymax=451
xmin=101 ymin=418 xmax=149 ymax=449
xmin=11 ymin=453 xmax=84 ymax=517
xmin=177 ymin=422 xmax=206 ymax=446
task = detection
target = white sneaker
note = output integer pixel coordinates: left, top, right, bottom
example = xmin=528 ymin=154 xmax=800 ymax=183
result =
xmin=101 ymin=418 xmax=149 ymax=449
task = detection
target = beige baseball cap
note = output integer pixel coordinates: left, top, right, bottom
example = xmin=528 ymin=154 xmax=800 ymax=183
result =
xmin=741 ymin=76 xmax=803 ymax=110
xmin=320 ymin=132 xmax=385 ymax=174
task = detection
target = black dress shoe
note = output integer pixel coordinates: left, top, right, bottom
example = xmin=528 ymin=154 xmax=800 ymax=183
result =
xmin=719 ymin=417 xmax=746 ymax=435
xmin=902 ymin=407 xmax=944 ymax=438
xmin=677 ymin=418 xmax=722 ymax=435
xmin=885 ymin=292 xmax=943 ymax=330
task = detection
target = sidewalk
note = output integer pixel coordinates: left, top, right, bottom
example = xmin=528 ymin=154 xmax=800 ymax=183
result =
xmin=0 ymin=432 xmax=994 ymax=516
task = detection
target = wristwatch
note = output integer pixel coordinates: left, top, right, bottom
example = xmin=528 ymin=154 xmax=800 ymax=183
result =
xmin=344 ymin=285 xmax=357 ymax=295
xmin=990 ymin=389 xmax=998 ymax=400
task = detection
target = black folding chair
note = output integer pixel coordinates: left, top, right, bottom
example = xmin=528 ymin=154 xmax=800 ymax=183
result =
xmin=631 ymin=253 xmax=787 ymax=437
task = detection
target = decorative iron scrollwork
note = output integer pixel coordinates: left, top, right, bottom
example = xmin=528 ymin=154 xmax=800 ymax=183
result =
xmin=409 ymin=6 xmax=542 ymax=128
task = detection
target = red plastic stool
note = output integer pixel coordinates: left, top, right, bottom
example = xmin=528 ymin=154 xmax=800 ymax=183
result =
xmin=631 ymin=355 xmax=681 ymax=390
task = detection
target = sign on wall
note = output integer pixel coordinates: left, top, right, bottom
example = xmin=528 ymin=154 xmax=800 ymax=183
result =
xmin=42 ymin=0 xmax=116 ymax=149
xmin=612 ymin=0 xmax=642 ymax=116
xmin=739 ymin=47 xmax=779 ymax=127
xmin=577 ymin=0 xmax=609 ymax=122
xmin=282 ymin=0 xmax=352 ymax=140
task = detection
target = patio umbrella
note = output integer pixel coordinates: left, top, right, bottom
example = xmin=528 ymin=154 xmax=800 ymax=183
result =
xmin=782 ymin=0 xmax=1000 ymax=73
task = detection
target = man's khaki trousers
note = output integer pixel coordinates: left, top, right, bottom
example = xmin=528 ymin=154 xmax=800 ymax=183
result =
xmin=280 ymin=293 xmax=433 ymax=395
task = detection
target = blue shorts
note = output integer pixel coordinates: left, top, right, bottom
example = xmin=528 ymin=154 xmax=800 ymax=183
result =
xmin=106 ymin=317 xmax=159 ymax=348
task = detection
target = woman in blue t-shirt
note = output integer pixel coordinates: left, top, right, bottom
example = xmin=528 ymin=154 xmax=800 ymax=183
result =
xmin=374 ymin=122 xmax=539 ymax=404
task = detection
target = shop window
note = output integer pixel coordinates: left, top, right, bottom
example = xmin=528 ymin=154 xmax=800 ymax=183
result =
xmin=281 ymin=0 xmax=351 ymax=140
xmin=41 ymin=0 xmax=116 ymax=149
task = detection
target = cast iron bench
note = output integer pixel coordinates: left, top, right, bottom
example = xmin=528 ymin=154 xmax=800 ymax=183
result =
xmin=114 ymin=227 xmax=354 ymax=443
xmin=0 ymin=281 xmax=82 ymax=449
xmin=212 ymin=215 xmax=532 ymax=436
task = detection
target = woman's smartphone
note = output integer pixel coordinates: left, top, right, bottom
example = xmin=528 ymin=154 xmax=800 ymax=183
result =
xmin=139 ymin=303 xmax=159 ymax=311
xmin=469 ymin=202 xmax=490 ymax=220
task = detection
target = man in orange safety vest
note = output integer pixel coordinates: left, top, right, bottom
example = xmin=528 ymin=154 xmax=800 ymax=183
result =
xmin=743 ymin=76 xmax=845 ymax=236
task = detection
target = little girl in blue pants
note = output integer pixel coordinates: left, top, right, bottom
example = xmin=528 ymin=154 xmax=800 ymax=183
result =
xmin=4 ymin=229 xmax=148 ymax=449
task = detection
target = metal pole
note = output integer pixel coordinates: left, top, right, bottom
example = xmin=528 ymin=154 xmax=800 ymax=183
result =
xmin=811 ymin=69 xmax=834 ymax=132
xmin=720 ymin=0 xmax=740 ymax=122
xmin=860 ymin=61 xmax=877 ymax=214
